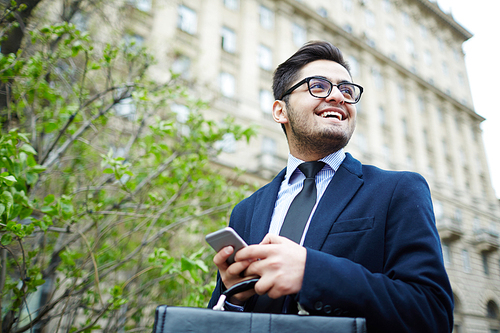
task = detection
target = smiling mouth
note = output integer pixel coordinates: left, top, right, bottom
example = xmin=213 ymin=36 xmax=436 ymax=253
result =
xmin=318 ymin=110 xmax=345 ymax=121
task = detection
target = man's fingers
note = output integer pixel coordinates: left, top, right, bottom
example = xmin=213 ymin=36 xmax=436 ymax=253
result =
xmin=226 ymin=259 xmax=251 ymax=276
xmin=254 ymin=276 xmax=273 ymax=296
xmin=235 ymin=243 xmax=277 ymax=262
xmin=260 ymin=233 xmax=284 ymax=245
xmin=213 ymin=246 xmax=233 ymax=268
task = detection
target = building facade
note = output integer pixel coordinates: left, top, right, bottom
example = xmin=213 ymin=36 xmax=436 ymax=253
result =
xmin=126 ymin=0 xmax=500 ymax=331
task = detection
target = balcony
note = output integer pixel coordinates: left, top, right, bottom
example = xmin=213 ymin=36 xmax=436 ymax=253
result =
xmin=474 ymin=229 xmax=499 ymax=253
xmin=437 ymin=218 xmax=463 ymax=242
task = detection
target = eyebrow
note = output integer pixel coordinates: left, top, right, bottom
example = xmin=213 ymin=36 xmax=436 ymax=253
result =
xmin=314 ymin=76 xmax=353 ymax=85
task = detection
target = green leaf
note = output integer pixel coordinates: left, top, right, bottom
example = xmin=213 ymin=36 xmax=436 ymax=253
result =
xmin=0 ymin=175 xmax=17 ymax=186
xmin=0 ymin=191 xmax=14 ymax=218
xmin=43 ymin=194 xmax=55 ymax=205
xmin=44 ymin=121 xmax=58 ymax=133
xmin=19 ymin=144 xmax=37 ymax=155
xmin=30 ymin=165 xmax=47 ymax=173
xmin=1 ymin=234 xmax=12 ymax=246
xmin=103 ymin=168 xmax=114 ymax=174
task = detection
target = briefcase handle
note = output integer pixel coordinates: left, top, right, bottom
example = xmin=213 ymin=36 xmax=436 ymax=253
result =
xmin=212 ymin=278 xmax=259 ymax=311
xmin=212 ymin=278 xmax=310 ymax=315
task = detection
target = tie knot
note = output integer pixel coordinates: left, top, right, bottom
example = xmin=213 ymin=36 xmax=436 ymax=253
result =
xmin=298 ymin=161 xmax=325 ymax=179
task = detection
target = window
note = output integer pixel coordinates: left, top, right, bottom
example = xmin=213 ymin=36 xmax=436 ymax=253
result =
xmin=114 ymin=97 xmax=136 ymax=121
xmin=372 ymin=68 xmax=384 ymax=89
xmin=171 ymin=104 xmax=190 ymax=123
xmin=259 ymin=5 xmax=274 ymax=30
xmin=259 ymin=89 xmax=274 ymax=115
xmin=171 ymin=55 xmax=191 ymax=78
xmin=347 ymin=55 xmax=359 ymax=77
xmin=382 ymin=0 xmax=391 ymax=12
xmin=437 ymin=107 xmax=444 ymax=123
xmin=438 ymin=37 xmax=445 ymax=51
xmin=473 ymin=216 xmax=481 ymax=231
xmin=434 ymin=200 xmax=444 ymax=219
xmin=292 ymin=23 xmax=307 ymax=47
xmin=401 ymin=12 xmax=410 ymax=26
xmin=487 ymin=301 xmax=499 ymax=319
xmin=178 ymin=5 xmax=197 ymax=35
xmin=442 ymin=61 xmax=449 ymax=76
xmin=385 ymin=24 xmax=395 ymax=41
xmin=420 ymin=24 xmax=428 ymax=38
xmin=221 ymin=26 xmax=236 ymax=53
xmin=343 ymin=24 xmax=353 ymax=33
xmin=378 ymin=106 xmax=386 ymax=126
xmin=461 ymin=250 xmax=471 ymax=272
xmin=406 ymin=155 xmax=414 ymax=169
xmin=405 ymin=38 xmax=415 ymax=58
xmin=258 ymin=44 xmax=273 ymax=71
xmin=219 ymin=72 xmax=235 ymax=97
xmin=71 ymin=12 xmax=88 ymax=32
xmin=343 ymin=0 xmax=353 ymax=12
xmin=261 ymin=136 xmax=277 ymax=155
xmin=124 ymin=34 xmax=144 ymax=49
xmin=423 ymin=129 xmax=429 ymax=148
xmin=317 ymin=7 xmax=328 ymax=17
xmin=397 ymin=83 xmax=405 ymax=102
xmin=223 ymin=0 xmax=239 ymax=10
xmin=483 ymin=253 xmax=489 ymax=275
xmin=402 ymin=118 xmax=408 ymax=137
xmin=458 ymin=73 xmax=465 ymax=86
xmin=356 ymin=132 xmax=367 ymax=153
xmin=365 ymin=10 xmax=375 ymax=27
xmin=442 ymin=243 xmax=450 ymax=267
xmin=129 ymin=0 xmax=152 ymax=12
xmin=417 ymin=97 xmax=426 ymax=113
xmin=454 ymin=208 xmax=463 ymax=224
xmin=215 ymin=133 xmax=236 ymax=153
xmin=424 ymin=50 xmax=432 ymax=66
xmin=382 ymin=144 xmax=391 ymax=161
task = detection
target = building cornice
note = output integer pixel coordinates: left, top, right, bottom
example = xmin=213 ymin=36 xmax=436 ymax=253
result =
xmin=281 ymin=0 xmax=483 ymax=122
xmin=414 ymin=0 xmax=473 ymax=41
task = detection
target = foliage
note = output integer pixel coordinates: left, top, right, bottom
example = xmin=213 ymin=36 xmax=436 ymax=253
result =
xmin=0 ymin=1 xmax=256 ymax=332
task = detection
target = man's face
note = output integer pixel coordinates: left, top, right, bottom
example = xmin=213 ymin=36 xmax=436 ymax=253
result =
xmin=274 ymin=60 xmax=357 ymax=160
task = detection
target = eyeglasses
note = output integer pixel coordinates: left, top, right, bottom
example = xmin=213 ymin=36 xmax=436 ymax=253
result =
xmin=279 ymin=76 xmax=364 ymax=104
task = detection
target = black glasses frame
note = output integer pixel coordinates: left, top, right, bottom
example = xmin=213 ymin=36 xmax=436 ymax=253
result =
xmin=279 ymin=76 xmax=364 ymax=104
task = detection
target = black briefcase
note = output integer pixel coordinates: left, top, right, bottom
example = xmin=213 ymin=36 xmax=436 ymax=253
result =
xmin=153 ymin=279 xmax=366 ymax=333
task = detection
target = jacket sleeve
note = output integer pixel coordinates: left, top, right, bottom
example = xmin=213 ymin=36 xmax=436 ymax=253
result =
xmin=297 ymin=172 xmax=454 ymax=333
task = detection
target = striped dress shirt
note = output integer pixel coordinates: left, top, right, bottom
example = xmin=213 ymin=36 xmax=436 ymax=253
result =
xmin=268 ymin=149 xmax=346 ymax=245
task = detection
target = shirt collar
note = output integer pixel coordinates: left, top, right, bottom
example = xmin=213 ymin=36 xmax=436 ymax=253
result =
xmin=285 ymin=149 xmax=346 ymax=185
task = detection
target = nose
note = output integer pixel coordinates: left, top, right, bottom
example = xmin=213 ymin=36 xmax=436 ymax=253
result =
xmin=325 ymin=85 xmax=345 ymax=104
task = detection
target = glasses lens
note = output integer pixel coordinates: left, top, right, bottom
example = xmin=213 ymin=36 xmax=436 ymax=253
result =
xmin=308 ymin=78 xmax=332 ymax=98
xmin=338 ymin=83 xmax=360 ymax=103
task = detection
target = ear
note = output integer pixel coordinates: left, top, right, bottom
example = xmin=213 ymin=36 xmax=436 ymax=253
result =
xmin=272 ymin=100 xmax=289 ymax=125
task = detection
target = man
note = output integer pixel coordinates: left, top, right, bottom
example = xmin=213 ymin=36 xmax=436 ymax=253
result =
xmin=208 ymin=41 xmax=454 ymax=332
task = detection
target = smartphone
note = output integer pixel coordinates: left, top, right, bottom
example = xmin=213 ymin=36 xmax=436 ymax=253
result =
xmin=206 ymin=227 xmax=248 ymax=265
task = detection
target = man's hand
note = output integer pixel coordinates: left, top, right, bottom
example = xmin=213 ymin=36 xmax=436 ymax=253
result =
xmin=213 ymin=246 xmax=257 ymax=304
xmin=235 ymin=234 xmax=307 ymax=299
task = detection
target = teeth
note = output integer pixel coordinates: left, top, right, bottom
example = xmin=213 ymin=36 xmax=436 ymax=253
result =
xmin=321 ymin=111 xmax=342 ymax=120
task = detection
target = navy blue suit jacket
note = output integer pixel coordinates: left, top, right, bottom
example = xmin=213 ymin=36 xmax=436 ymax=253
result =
xmin=208 ymin=153 xmax=454 ymax=332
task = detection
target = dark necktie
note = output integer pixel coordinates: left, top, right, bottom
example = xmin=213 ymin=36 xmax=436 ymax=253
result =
xmin=279 ymin=161 xmax=326 ymax=242
xmin=252 ymin=161 xmax=325 ymax=314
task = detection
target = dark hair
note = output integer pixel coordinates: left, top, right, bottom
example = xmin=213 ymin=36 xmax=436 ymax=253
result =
xmin=272 ymin=41 xmax=351 ymax=135
xmin=272 ymin=40 xmax=351 ymax=101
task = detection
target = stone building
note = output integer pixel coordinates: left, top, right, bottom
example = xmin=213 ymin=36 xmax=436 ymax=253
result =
xmin=125 ymin=0 xmax=500 ymax=331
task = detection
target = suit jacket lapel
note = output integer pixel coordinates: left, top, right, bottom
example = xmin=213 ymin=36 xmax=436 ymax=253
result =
xmin=248 ymin=168 xmax=286 ymax=244
xmin=303 ymin=153 xmax=364 ymax=250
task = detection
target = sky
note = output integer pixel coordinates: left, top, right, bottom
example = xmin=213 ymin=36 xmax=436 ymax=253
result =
xmin=436 ymin=0 xmax=500 ymax=199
